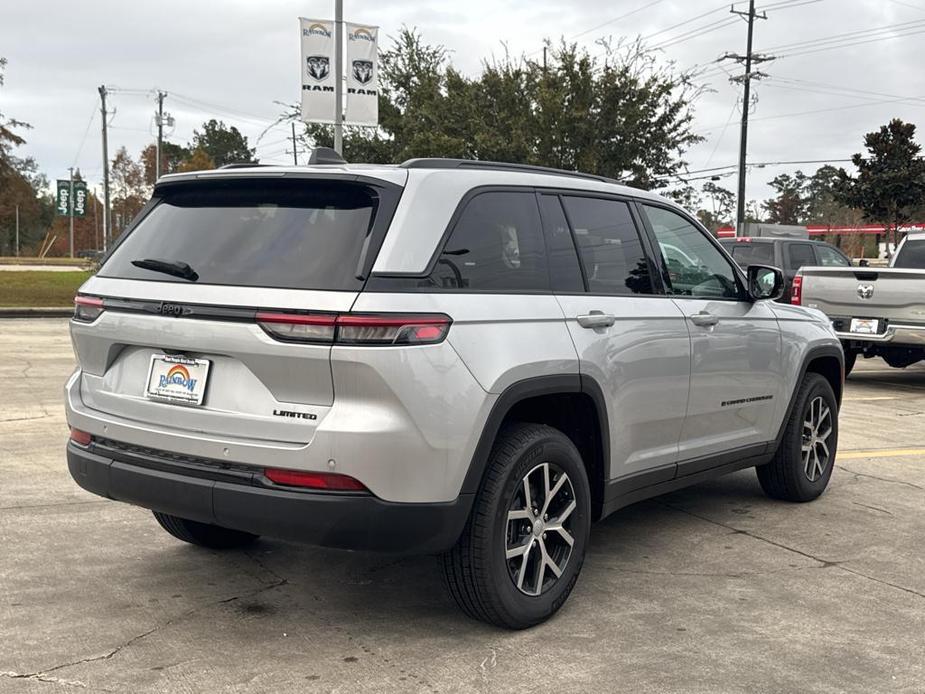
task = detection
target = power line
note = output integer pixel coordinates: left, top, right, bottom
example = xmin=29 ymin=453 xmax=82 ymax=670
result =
xmin=70 ymin=101 xmax=97 ymax=169
xmin=571 ymin=0 xmax=665 ymax=40
xmin=763 ymin=18 xmax=925 ymax=53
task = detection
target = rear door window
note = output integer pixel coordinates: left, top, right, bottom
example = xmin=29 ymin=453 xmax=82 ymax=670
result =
xmin=427 ymin=191 xmax=549 ymax=291
xmin=730 ymin=242 xmax=775 ymax=267
xmin=100 ymin=179 xmax=392 ymax=290
xmin=816 ymin=245 xmax=851 ymax=266
xmin=537 ymin=194 xmax=584 ymax=292
xmin=561 ymin=196 xmax=655 ymax=295
xmin=787 ymin=243 xmax=817 ymax=271
xmin=894 ymin=239 xmax=925 ymax=268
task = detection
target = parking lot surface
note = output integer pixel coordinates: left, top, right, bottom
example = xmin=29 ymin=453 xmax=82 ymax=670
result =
xmin=1 ymin=318 xmax=923 ymax=693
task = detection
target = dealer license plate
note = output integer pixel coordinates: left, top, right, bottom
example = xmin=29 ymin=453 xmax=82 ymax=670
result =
xmin=145 ymin=355 xmax=211 ymax=406
xmin=849 ymin=318 xmax=880 ymax=335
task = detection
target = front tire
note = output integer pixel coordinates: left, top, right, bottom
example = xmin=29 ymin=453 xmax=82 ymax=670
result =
xmin=153 ymin=511 xmax=260 ymax=549
xmin=757 ymin=373 xmax=838 ymax=502
xmin=442 ymin=423 xmax=591 ymax=629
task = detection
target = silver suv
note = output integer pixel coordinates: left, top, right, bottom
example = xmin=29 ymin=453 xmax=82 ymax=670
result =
xmin=66 ymin=156 xmax=844 ymax=629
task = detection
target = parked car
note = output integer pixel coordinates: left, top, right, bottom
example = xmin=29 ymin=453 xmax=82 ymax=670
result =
xmin=718 ymin=237 xmax=852 ymax=302
xmin=797 ymin=231 xmax=925 ymax=375
xmin=65 ymin=155 xmax=843 ymax=629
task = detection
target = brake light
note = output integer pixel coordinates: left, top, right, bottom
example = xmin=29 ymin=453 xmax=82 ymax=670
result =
xmin=791 ymin=274 xmax=803 ymax=305
xmin=69 ymin=428 xmax=92 ymax=446
xmin=264 ymin=468 xmax=367 ymax=491
xmin=256 ymin=312 xmax=451 ymax=346
xmin=73 ymin=295 xmax=104 ymax=322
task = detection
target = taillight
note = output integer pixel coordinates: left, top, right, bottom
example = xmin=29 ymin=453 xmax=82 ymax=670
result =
xmin=256 ymin=312 xmax=451 ymax=346
xmin=255 ymin=312 xmax=336 ymax=343
xmin=73 ymin=295 xmax=104 ymax=322
xmin=264 ymin=468 xmax=367 ymax=491
xmin=69 ymin=428 xmax=92 ymax=446
xmin=791 ymin=275 xmax=803 ymax=305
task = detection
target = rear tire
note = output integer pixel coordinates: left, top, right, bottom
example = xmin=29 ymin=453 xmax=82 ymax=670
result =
xmin=153 ymin=511 xmax=260 ymax=549
xmin=442 ymin=423 xmax=591 ymax=629
xmin=757 ymin=373 xmax=838 ymax=502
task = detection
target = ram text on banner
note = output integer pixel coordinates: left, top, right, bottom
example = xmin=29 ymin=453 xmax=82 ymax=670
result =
xmin=300 ymin=18 xmax=335 ymax=124
xmin=345 ymin=23 xmax=379 ymax=126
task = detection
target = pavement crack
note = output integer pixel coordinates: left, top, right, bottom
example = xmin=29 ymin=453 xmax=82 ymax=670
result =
xmin=660 ymin=502 xmax=924 ymax=601
xmin=839 ymin=466 xmax=924 ymax=491
xmin=851 ymin=501 xmax=894 ymax=516
xmin=0 ymin=671 xmax=91 ymax=689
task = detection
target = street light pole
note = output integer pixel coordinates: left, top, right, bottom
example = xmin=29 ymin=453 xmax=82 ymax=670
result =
xmin=333 ymin=0 xmax=344 ymax=155
xmin=68 ymin=166 xmax=75 ymax=258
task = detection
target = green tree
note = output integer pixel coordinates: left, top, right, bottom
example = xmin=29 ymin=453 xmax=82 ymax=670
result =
xmin=189 ymin=119 xmax=256 ymax=167
xmin=141 ymin=142 xmax=190 ymax=186
xmin=110 ymin=147 xmax=146 ymax=237
xmin=836 ymin=119 xmax=925 ymax=250
xmin=289 ymin=28 xmax=704 ymax=188
xmin=698 ymin=181 xmax=735 ymax=232
xmin=764 ymin=171 xmax=808 ymax=225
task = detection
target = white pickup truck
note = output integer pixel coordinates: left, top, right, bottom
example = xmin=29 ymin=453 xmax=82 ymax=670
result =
xmin=796 ymin=232 xmax=925 ymax=374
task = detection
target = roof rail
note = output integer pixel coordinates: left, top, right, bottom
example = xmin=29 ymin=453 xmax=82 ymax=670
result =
xmin=398 ymin=158 xmax=621 ymax=184
xmin=218 ymin=162 xmax=269 ymax=169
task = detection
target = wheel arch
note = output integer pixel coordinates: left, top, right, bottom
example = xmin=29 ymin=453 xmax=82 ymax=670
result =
xmin=460 ymin=374 xmax=610 ymax=521
xmin=773 ymin=344 xmax=843 ymax=449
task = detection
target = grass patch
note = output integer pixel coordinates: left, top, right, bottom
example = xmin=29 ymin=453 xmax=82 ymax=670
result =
xmin=0 ymin=271 xmax=93 ymax=307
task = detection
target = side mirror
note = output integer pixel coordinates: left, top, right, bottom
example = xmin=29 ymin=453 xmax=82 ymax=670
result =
xmin=858 ymin=258 xmax=870 ymax=267
xmin=747 ymin=265 xmax=784 ymax=301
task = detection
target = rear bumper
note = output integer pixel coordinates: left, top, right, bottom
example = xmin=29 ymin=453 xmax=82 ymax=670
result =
xmin=67 ymin=441 xmax=472 ymax=554
xmin=835 ymin=323 xmax=925 ymax=347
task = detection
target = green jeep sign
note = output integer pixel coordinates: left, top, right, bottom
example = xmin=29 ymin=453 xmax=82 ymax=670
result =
xmin=55 ymin=180 xmax=88 ymax=217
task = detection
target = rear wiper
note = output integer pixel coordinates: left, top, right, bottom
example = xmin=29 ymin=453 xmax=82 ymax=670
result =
xmin=131 ymin=258 xmax=199 ymax=282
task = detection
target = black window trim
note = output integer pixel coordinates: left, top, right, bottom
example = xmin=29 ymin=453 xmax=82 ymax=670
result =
xmin=632 ymin=199 xmax=750 ymax=303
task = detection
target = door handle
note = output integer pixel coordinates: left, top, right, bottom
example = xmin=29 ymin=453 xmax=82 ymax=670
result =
xmin=577 ymin=311 xmax=616 ymax=329
xmin=689 ymin=311 xmax=719 ymax=327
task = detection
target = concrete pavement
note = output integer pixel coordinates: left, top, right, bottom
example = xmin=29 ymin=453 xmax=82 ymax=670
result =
xmin=1 ymin=319 xmax=923 ymax=693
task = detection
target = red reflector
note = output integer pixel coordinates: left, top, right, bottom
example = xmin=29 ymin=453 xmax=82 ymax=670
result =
xmin=264 ymin=468 xmax=367 ymax=491
xmin=70 ymin=428 xmax=92 ymax=446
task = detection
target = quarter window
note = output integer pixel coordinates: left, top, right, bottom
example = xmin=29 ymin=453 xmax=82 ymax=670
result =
xmin=428 ymin=191 xmax=549 ymax=291
xmin=641 ymin=205 xmax=742 ymax=299
xmin=561 ymin=196 xmax=655 ymax=295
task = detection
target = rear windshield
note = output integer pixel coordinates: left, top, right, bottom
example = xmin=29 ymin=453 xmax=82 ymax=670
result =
xmin=894 ymin=239 xmax=925 ymax=268
xmin=100 ymin=179 xmax=387 ymax=290
xmin=730 ymin=242 xmax=775 ymax=266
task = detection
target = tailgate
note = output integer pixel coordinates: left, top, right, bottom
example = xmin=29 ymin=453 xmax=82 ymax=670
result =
xmin=69 ymin=175 xmax=401 ymax=447
xmin=801 ymin=267 xmax=925 ymax=323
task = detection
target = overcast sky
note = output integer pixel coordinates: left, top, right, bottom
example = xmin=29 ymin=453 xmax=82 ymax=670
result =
xmin=3 ymin=0 xmax=924 ymax=207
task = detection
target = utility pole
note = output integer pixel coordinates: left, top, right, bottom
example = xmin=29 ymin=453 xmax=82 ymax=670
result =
xmin=155 ymin=90 xmax=166 ymax=179
xmin=721 ymin=0 xmax=773 ymax=236
xmin=291 ymin=121 xmax=299 ymax=165
xmin=68 ymin=166 xmax=75 ymax=258
xmin=333 ymin=0 xmax=344 ymax=155
xmin=98 ymin=85 xmax=111 ymax=251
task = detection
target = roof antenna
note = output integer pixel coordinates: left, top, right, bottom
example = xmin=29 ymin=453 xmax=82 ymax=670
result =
xmin=307 ymin=147 xmax=347 ymax=165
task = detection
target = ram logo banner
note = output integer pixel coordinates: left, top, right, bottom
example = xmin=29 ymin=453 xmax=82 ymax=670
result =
xmin=345 ymin=23 xmax=379 ymax=126
xmin=300 ymin=18 xmax=335 ymax=124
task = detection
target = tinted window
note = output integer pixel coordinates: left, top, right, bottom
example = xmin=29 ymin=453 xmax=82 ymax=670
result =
xmin=894 ymin=239 xmax=925 ymax=268
xmin=787 ymin=243 xmax=816 ymax=271
xmin=101 ymin=180 xmax=384 ymax=290
xmin=816 ymin=245 xmax=851 ymax=267
xmin=641 ymin=205 xmax=741 ymax=299
xmin=538 ymin=195 xmax=584 ymax=292
xmin=561 ymin=196 xmax=654 ymax=295
xmin=730 ymin=242 xmax=775 ymax=267
xmin=428 ymin=191 xmax=548 ymax=291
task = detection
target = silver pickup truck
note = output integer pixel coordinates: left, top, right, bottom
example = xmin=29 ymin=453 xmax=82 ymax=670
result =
xmin=796 ymin=232 xmax=925 ymax=374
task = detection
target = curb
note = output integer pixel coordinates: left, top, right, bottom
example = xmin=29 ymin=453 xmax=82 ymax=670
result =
xmin=0 ymin=307 xmax=73 ymax=318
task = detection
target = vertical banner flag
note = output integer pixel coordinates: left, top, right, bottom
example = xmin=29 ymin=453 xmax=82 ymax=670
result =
xmin=72 ymin=181 xmax=88 ymax=218
xmin=300 ymin=18 xmax=335 ymax=123
xmin=345 ymin=23 xmax=379 ymax=126
xmin=56 ymin=180 xmax=71 ymax=216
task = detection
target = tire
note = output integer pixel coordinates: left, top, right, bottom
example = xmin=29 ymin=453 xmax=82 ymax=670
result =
xmin=843 ymin=349 xmax=857 ymax=377
xmin=442 ymin=423 xmax=592 ymax=629
xmin=757 ymin=373 xmax=838 ymax=502
xmin=152 ymin=511 xmax=260 ymax=549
